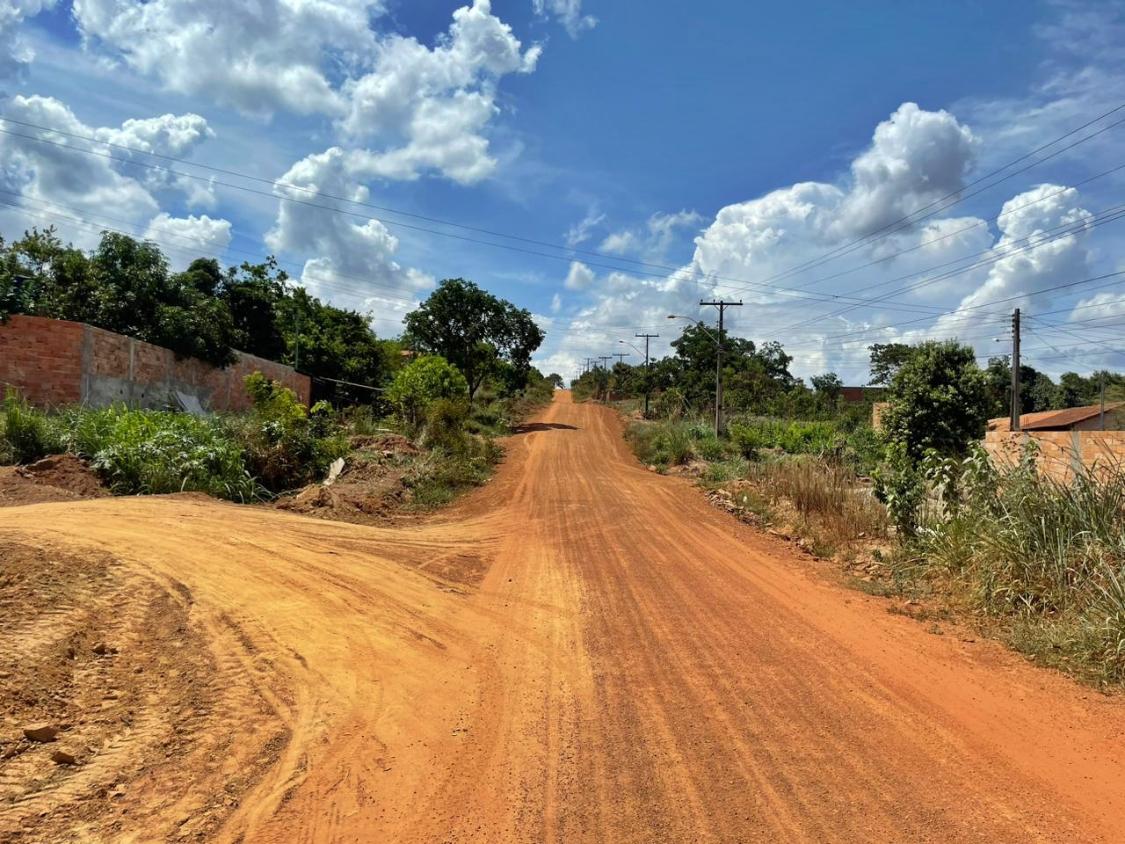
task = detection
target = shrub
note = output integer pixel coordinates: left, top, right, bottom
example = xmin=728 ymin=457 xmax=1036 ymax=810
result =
xmin=776 ymin=420 xmax=836 ymax=455
xmin=728 ymin=422 xmax=767 ymax=459
xmin=696 ymin=434 xmax=727 ymax=461
xmin=422 ymin=398 xmax=470 ymax=451
xmin=625 ymin=420 xmax=696 ymax=467
xmin=1 ymin=389 xmax=61 ymax=464
xmin=235 ymin=373 xmax=347 ymax=492
xmin=386 ymin=355 xmax=469 ymax=430
xmin=404 ymin=434 xmax=502 ymax=509
xmin=653 ymin=387 xmax=687 ymax=420
xmin=55 ymin=405 xmax=261 ymax=501
xmin=912 ymin=449 xmax=1125 ymax=684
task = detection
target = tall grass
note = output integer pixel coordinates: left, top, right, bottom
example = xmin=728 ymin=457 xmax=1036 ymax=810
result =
xmin=915 ymin=450 xmax=1125 ymax=684
xmin=58 ymin=405 xmax=262 ymax=501
xmin=749 ymin=458 xmax=889 ymax=552
xmin=1 ymin=388 xmax=62 ymax=463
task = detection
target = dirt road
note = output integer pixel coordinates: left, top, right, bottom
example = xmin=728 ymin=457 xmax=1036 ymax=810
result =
xmin=2 ymin=392 xmax=1125 ymax=842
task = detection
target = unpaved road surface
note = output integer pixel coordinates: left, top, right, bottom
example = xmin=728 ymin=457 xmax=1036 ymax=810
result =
xmin=2 ymin=392 xmax=1125 ymax=842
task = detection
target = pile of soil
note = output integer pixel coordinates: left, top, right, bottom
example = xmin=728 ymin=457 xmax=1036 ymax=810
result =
xmin=346 ymin=432 xmax=419 ymax=454
xmin=0 ymin=455 xmax=108 ymax=507
xmin=275 ymin=446 xmax=414 ymax=525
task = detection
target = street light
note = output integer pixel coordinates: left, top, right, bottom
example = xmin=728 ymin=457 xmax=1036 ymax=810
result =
xmin=668 ymin=313 xmax=724 ymax=436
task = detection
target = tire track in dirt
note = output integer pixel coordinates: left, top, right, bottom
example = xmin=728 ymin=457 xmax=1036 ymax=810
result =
xmin=2 ymin=393 xmax=1125 ymax=841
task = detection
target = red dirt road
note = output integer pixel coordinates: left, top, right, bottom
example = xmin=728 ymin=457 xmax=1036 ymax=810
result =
xmin=2 ymin=391 xmax=1125 ymax=842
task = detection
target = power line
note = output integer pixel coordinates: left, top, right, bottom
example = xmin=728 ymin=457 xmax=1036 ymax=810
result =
xmin=3 ymin=104 xmax=1123 ymax=315
xmin=775 ymin=201 xmax=1125 ymax=333
xmin=747 ymin=103 xmax=1125 ymax=288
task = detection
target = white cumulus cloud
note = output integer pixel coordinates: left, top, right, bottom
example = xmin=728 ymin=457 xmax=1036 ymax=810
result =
xmin=143 ymin=212 xmax=232 ymax=269
xmin=265 ymin=147 xmax=433 ymax=324
xmin=340 ymin=0 xmax=541 ymax=184
xmin=532 ymin=0 xmax=596 ymax=37
xmin=0 ymin=95 xmax=219 ymax=248
xmin=72 ymin=0 xmax=382 ymax=117
xmin=0 ymin=1 xmax=58 ymax=82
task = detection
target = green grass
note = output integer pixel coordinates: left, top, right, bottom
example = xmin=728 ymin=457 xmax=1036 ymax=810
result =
xmin=403 ymin=436 xmax=503 ymax=509
xmin=912 ymin=452 xmax=1125 ymax=685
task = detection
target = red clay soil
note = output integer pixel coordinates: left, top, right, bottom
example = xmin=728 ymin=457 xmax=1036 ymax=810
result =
xmin=0 ymin=455 xmax=107 ymax=507
xmin=2 ymin=392 xmax=1125 ymax=842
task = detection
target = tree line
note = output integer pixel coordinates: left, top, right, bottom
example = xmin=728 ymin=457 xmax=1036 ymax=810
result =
xmin=0 ymin=228 xmax=551 ymax=406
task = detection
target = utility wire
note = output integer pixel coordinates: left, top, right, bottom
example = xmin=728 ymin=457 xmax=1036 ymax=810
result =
xmin=2 ymin=103 xmax=1123 ymax=310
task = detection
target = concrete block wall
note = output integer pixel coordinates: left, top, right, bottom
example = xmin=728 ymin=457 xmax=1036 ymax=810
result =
xmin=0 ymin=314 xmax=309 ymax=410
xmin=983 ymin=430 xmax=1125 ymax=483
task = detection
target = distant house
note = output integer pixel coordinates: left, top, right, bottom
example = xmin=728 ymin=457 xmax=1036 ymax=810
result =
xmin=839 ymin=386 xmax=886 ymax=404
xmin=987 ymin=402 xmax=1125 ymax=433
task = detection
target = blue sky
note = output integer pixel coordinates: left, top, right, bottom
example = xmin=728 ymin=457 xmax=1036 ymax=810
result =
xmin=2 ymin=0 xmax=1125 ymax=382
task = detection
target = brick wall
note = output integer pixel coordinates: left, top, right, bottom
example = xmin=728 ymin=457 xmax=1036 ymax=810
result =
xmin=983 ymin=430 xmax=1125 ymax=483
xmin=0 ymin=314 xmax=309 ymax=410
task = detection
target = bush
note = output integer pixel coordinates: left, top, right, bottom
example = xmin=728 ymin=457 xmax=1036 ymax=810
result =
xmin=404 ymin=434 xmax=502 ymax=509
xmin=1 ymin=388 xmax=61 ymax=464
xmin=56 ymin=405 xmax=260 ymax=501
xmin=777 ymin=420 xmax=836 ymax=455
xmin=422 ymin=398 xmax=470 ymax=451
xmin=728 ymin=422 xmax=767 ymax=459
xmin=235 ymin=373 xmax=347 ymax=492
xmin=386 ymin=355 xmax=468 ymax=430
xmin=912 ymin=449 xmax=1125 ymax=684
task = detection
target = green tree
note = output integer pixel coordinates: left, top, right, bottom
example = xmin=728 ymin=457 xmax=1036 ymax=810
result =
xmin=404 ymin=278 xmax=544 ymax=402
xmin=221 ymin=258 xmax=289 ymax=360
xmin=868 ymin=342 xmax=916 ymax=386
xmin=881 ymin=340 xmax=989 ymax=461
xmin=386 ymin=355 xmax=469 ymax=428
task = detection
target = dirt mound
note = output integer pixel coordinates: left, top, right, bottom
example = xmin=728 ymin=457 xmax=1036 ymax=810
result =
xmin=0 ymin=539 xmax=287 ymax=842
xmin=347 ymin=432 xmax=419 ymax=454
xmin=0 ymin=455 xmax=107 ymax=507
xmin=275 ymin=449 xmax=409 ymax=525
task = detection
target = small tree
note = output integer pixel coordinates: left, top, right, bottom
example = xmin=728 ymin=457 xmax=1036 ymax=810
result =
xmin=880 ymin=340 xmax=989 ymax=462
xmin=386 ymin=355 xmax=469 ymax=429
xmin=403 ymin=278 xmax=544 ymax=403
xmin=876 ymin=340 xmax=989 ymax=533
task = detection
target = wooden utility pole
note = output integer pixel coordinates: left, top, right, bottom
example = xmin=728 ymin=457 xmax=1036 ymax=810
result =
xmin=636 ymin=333 xmax=659 ymax=418
xmin=598 ymin=356 xmax=613 ymax=403
xmin=1010 ymin=308 xmax=1021 ymax=432
xmin=699 ymin=299 xmax=743 ymax=436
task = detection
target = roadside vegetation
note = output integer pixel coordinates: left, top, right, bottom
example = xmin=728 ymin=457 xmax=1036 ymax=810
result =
xmin=0 ymin=233 xmax=561 ymax=513
xmin=586 ymin=328 xmax=1125 ymax=687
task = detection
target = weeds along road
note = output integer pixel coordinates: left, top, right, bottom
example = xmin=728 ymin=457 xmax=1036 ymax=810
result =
xmin=3 ymin=391 xmax=1125 ymax=842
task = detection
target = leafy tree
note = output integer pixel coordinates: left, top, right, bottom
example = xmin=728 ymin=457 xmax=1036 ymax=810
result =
xmin=221 ymin=258 xmax=288 ymax=361
xmin=875 ymin=341 xmax=988 ymax=534
xmin=810 ymin=372 xmax=843 ymax=400
xmin=546 ymin=373 xmax=564 ymax=389
xmin=404 ymin=278 xmax=544 ymax=402
xmin=868 ymin=343 xmax=916 ymax=386
xmin=984 ymin=356 xmax=1066 ymax=419
xmin=386 ymin=355 xmax=469 ymax=428
xmin=880 ymin=340 xmax=989 ymax=461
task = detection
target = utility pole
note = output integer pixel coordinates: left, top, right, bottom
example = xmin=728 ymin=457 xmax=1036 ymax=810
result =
xmin=1010 ymin=308 xmax=1021 ymax=433
xmin=699 ymin=299 xmax=743 ymax=436
xmin=636 ymin=333 xmax=659 ymax=418
xmin=1101 ymin=371 xmax=1107 ymax=430
xmin=598 ymin=355 xmax=613 ymax=403
xmin=613 ymin=352 xmax=629 ymax=365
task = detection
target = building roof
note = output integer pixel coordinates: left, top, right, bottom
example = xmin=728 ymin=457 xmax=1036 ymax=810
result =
xmin=987 ymin=402 xmax=1125 ymax=432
